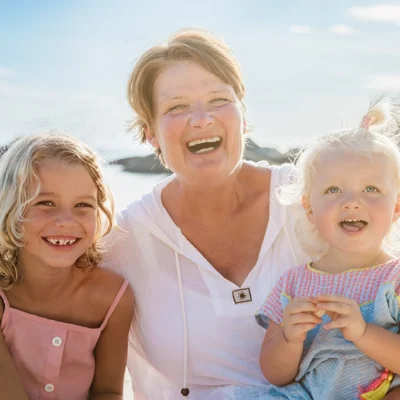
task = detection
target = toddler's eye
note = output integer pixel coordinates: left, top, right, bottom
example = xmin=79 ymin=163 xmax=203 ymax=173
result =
xmin=364 ymin=186 xmax=379 ymax=193
xmin=325 ymin=186 xmax=341 ymax=194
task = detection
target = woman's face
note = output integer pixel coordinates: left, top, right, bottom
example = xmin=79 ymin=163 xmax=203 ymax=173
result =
xmin=148 ymin=61 xmax=244 ymax=184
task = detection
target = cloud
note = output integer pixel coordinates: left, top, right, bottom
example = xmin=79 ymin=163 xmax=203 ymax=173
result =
xmin=348 ymin=5 xmax=400 ymax=23
xmin=329 ymin=25 xmax=357 ymax=35
xmin=289 ymin=25 xmax=314 ymax=34
xmin=362 ymin=74 xmax=400 ymax=90
xmin=0 ymin=67 xmax=15 ymax=77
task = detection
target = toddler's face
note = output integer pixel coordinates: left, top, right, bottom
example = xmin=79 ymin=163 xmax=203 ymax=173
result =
xmin=303 ymin=149 xmax=400 ymax=256
xmin=19 ymin=159 xmax=98 ymax=271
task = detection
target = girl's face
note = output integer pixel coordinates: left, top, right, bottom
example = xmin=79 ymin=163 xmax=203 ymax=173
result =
xmin=19 ymin=159 xmax=98 ymax=271
xmin=303 ymin=149 xmax=400 ymax=257
xmin=147 ymin=61 xmax=245 ymax=184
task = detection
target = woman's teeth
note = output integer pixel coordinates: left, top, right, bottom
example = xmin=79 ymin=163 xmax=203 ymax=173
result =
xmin=45 ymin=238 xmax=77 ymax=245
xmin=187 ymin=136 xmax=222 ymax=154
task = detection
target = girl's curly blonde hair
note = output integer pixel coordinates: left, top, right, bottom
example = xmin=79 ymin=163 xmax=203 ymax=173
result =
xmin=0 ymin=133 xmax=114 ymax=290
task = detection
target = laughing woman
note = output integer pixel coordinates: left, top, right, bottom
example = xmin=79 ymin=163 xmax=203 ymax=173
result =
xmin=102 ymin=29 xmax=308 ymax=399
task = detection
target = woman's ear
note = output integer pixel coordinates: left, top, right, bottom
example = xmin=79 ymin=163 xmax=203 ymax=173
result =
xmin=145 ymin=125 xmax=160 ymax=149
xmin=301 ymin=194 xmax=315 ymax=224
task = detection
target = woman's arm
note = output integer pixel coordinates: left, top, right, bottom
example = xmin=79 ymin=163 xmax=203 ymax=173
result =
xmin=89 ymin=285 xmax=134 ymax=400
xmin=0 ymin=332 xmax=28 ymax=400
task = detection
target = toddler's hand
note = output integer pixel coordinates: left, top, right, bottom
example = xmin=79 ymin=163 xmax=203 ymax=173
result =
xmin=316 ymin=294 xmax=366 ymax=341
xmin=282 ymin=296 xmax=321 ymax=343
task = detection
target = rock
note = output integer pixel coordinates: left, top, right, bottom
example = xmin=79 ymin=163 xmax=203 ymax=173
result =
xmin=112 ymin=138 xmax=291 ymax=174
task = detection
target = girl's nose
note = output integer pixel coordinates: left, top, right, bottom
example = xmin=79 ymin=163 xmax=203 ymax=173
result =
xmin=54 ymin=210 xmax=77 ymax=227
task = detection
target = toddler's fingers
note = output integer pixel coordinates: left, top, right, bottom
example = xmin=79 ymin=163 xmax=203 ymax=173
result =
xmin=316 ymin=294 xmax=353 ymax=304
xmin=284 ymin=323 xmax=316 ymax=342
xmin=317 ymin=302 xmax=350 ymax=316
xmin=288 ymin=313 xmax=322 ymax=326
xmin=286 ymin=301 xmax=318 ymax=315
xmin=323 ymin=317 xmax=350 ymax=330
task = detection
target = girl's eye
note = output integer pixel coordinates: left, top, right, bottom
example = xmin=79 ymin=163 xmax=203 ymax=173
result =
xmin=364 ymin=186 xmax=379 ymax=193
xmin=325 ymin=186 xmax=341 ymax=194
xmin=36 ymin=201 xmax=54 ymax=206
xmin=76 ymin=203 xmax=93 ymax=208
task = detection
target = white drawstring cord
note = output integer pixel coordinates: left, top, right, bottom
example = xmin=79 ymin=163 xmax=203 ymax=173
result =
xmin=175 ymin=250 xmax=190 ymax=397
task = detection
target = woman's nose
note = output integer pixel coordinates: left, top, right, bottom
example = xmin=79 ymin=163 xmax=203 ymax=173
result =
xmin=189 ymin=104 xmax=213 ymax=129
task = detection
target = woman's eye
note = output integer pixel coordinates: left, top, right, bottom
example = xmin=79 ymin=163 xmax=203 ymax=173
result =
xmin=167 ymin=104 xmax=187 ymax=113
xmin=210 ymin=98 xmax=230 ymax=106
xmin=364 ymin=186 xmax=379 ymax=193
xmin=325 ymin=186 xmax=341 ymax=194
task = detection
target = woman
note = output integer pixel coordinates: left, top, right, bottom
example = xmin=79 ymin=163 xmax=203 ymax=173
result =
xmin=102 ymin=29 xmax=308 ymax=399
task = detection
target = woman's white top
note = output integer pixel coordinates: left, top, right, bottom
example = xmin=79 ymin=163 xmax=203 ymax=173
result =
xmin=102 ymin=162 xmax=308 ymax=400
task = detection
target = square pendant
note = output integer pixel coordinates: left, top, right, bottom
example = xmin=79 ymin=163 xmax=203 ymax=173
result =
xmin=232 ymin=287 xmax=252 ymax=304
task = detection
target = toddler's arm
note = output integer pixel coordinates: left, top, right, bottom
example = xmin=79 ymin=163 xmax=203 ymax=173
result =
xmin=89 ymin=285 xmax=134 ymax=400
xmin=353 ymin=324 xmax=400 ymax=375
xmin=0 ymin=331 xmax=28 ymax=400
xmin=317 ymin=294 xmax=400 ymax=374
xmin=260 ymin=320 xmax=304 ymax=386
xmin=260 ymin=296 xmax=321 ymax=386
xmin=383 ymin=386 xmax=400 ymax=399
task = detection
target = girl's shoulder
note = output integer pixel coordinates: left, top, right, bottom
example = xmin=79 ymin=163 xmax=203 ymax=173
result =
xmin=80 ymin=268 xmax=133 ymax=316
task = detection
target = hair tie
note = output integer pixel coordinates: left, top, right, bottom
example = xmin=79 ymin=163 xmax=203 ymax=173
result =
xmin=360 ymin=115 xmax=372 ymax=130
xmin=360 ymin=115 xmax=377 ymax=130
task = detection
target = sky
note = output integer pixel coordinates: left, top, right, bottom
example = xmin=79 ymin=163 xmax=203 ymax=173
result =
xmin=1 ymin=0 xmax=400 ymax=158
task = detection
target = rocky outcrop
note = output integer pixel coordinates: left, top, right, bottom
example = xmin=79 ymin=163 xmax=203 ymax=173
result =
xmin=113 ymin=138 xmax=291 ymax=174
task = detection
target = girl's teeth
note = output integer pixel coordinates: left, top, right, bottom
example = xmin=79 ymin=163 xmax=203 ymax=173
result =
xmin=46 ymin=238 xmax=77 ymax=245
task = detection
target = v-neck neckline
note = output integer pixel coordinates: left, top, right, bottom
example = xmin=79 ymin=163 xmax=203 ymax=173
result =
xmin=153 ymin=164 xmax=284 ymax=289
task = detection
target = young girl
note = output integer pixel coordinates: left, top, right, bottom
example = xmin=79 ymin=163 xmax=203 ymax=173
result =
xmin=0 ymin=134 xmax=134 ymax=400
xmin=256 ymin=95 xmax=400 ymax=399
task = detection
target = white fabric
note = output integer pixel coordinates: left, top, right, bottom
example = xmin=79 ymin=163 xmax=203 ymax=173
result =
xmin=102 ymin=162 xmax=309 ymax=400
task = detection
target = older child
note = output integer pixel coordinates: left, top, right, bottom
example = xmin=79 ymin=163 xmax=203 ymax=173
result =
xmin=256 ymin=95 xmax=400 ymax=399
xmin=0 ymin=134 xmax=134 ymax=400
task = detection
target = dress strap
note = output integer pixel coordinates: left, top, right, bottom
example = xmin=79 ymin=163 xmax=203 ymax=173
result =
xmin=100 ymin=280 xmax=129 ymax=330
xmin=0 ymin=288 xmax=10 ymax=328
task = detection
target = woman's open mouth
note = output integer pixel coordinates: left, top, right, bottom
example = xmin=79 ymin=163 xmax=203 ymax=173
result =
xmin=186 ymin=136 xmax=222 ymax=154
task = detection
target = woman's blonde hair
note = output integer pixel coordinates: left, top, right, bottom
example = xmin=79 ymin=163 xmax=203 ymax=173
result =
xmin=127 ymin=28 xmax=246 ymax=161
xmin=0 ymin=133 xmax=115 ymax=289
xmin=278 ymin=94 xmax=400 ymax=257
